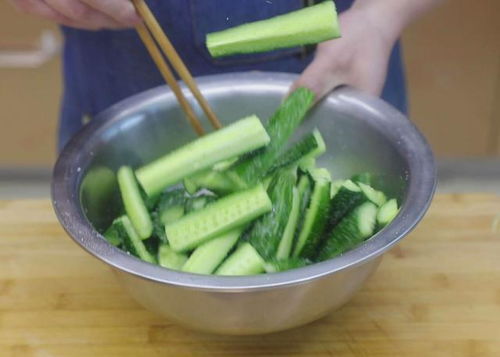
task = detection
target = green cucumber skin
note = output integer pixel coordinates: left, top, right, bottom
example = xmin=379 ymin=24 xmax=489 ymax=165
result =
xmin=293 ymin=175 xmax=331 ymax=259
xmin=276 ymin=186 xmax=301 ymax=260
xmin=157 ymin=244 xmax=188 ymax=270
xmin=264 ymin=258 xmax=310 ymax=273
xmin=247 ymin=170 xmax=296 ymax=260
xmin=206 ymin=1 xmax=340 ymax=58
xmin=267 ymin=129 xmax=324 ymax=176
xmin=327 ymin=181 xmax=365 ymax=230
xmin=117 ymin=166 xmax=153 ymax=240
xmin=231 ymin=88 xmax=315 ymax=188
xmin=293 ymin=174 xmax=313 ymax=247
xmin=136 ymin=115 xmax=270 ymax=197
xmin=184 ymin=194 xmax=217 ymax=214
xmin=118 ymin=216 xmax=157 ymax=264
xmin=215 ymin=243 xmax=265 ymax=276
xmin=182 ymin=228 xmax=242 ymax=275
xmin=152 ymin=189 xmax=188 ymax=242
xmin=165 ymin=184 xmax=272 ymax=253
xmin=316 ymin=202 xmax=378 ymax=261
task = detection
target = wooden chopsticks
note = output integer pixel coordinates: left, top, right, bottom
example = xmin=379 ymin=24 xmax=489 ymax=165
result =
xmin=131 ymin=0 xmax=222 ymax=135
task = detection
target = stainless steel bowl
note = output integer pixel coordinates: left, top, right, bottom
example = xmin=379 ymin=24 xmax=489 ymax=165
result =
xmin=52 ymin=72 xmax=436 ymax=335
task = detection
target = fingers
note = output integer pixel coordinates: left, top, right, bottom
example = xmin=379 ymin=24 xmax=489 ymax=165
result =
xmin=9 ymin=0 xmax=77 ymax=27
xmin=81 ymin=0 xmax=141 ymax=26
xmin=44 ymin=0 xmax=125 ymax=29
xmin=291 ymin=57 xmax=346 ymax=103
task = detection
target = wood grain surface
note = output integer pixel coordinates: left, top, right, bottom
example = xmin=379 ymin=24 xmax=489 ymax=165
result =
xmin=0 ymin=195 xmax=499 ymax=356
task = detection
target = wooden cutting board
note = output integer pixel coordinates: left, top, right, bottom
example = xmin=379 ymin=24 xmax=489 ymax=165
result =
xmin=0 ymin=194 xmax=499 ymax=357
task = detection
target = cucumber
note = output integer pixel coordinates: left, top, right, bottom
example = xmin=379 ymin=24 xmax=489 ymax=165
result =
xmin=117 ymin=166 xmax=153 ymax=240
xmin=206 ymin=0 xmax=340 ymax=58
xmin=103 ymin=218 xmax=123 ymax=246
xmin=330 ymin=179 xmax=344 ymax=199
xmin=376 ymin=198 xmax=399 ymax=230
xmin=229 ymin=88 xmax=315 ymax=188
xmin=157 ymin=244 xmax=188 ymax=270
xmin=118 ymin=215 xmax=156 ymax=264
xmin=182 ymin=228 xmax=242 ymax=275
xmin=264 ymin=258 xmax=310 ymax=273
xmin=299 ymin=157 xmax=316 ymax=172
xmin=157 ymin=189 xmax=187 ymax=216
xmin=317 ymin=202 xmax=378 ymax=261
xmin=247 ymin=170 xmax=296 ymax=260
xmin=152 ymin=189 xmax=187 ymax=242
xmin=136 ymin=115 xmax=270 ymax=197
xmin=276 ymin=186 xmax=301 ymax=260
xmin=327 ymin=180 xmax=364 ymax=229
xmin=268 ymin=129 xmax=325 ymax=176
xmin=358 ymin=182 xmax=387 ymax=207
xmin=351 ymin=172 xmax=376 ymax=186
xmin=184 ymin=170 xmax=237 ymax=195
xmin=215 ymin=243 xmax=265 ymax=276
xmin=292 ymin=169 xmax=331 ymax=259
xmin=294 ymin=174 xmax=313 ymax=239
xmin=160 ymin=206 xmax=185 ymax=224
xmin=184 ymin=194 xmax=217 ymax=213
xmin=165 ymin=184 xmax=272 ymax=252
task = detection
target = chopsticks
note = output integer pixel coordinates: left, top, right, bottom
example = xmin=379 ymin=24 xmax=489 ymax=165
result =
xmin=131 ymin=0 xmax=222 ymax=135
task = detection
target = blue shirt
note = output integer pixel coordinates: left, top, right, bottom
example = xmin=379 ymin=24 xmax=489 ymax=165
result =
xmin=59 ymin=0 xmax=406 ymax=149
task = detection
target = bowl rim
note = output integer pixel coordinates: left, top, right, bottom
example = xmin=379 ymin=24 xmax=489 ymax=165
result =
xmin=52 ymin=72 xmax=436 ymax=291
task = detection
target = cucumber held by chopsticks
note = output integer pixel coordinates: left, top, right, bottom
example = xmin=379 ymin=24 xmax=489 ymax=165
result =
xmin=206 ymin=0 xmax=341 ymax=58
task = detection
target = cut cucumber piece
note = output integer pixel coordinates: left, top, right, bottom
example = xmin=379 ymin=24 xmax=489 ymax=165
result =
xmin=293 ymin=171 xmax=331 ymax=259
xmin=268 ymin=129 xmax=325 ymax=176
xmin=118 ymin=215 xmax=156 ymax=264
xmin=182 ymin=228 xmax=242 ymax=275
xmin=317 ymin=202 xmax=378 ymax=261
xmin=103 ymin=218 xmax=123 ymax=246
xmin=264 ymin=258 xmax=310 ymax=273
xmin=117 ymin=166 xmax=153 ymax=240
xmin=294 ymin=174 xmax=313 ymax=244
xmin=165 ymin=184 xmax=272 ymax=252
xmin=184 ymin=170 xmax=237 ymax=195
xmin=157 ymin=189 xmax=187 ymax=216
xmin=330 ymin=179 xmax=345 ymax=199
xmin=247 ymin=170 xmax=296 ymax=260
xmin=206 ymin=0 xmax=340 ymax=58
xmin=351 ymin=172 xmax=376 ymax=186
xmin=276 ymin=186 xmax=301 ymax=260
xmin=358 ymin=182 xmax=387 ymax=207
xmin=299 ymin=157 xmax=317 ymax=172
xmin=229 ymin=88 xmax=315 ymax=188
xmin=158 ymin=244 xmax=188 ymax=270
xmin=161 ymin=206 xmax=185 ymax=224
xmin=327 ymin=180 xmax=364 ymax=229
xmin=299 ymin=129 xmax=326 ymax=163
xmin=153 ymin=189 xmax=187 ymax=242
xmin=377 ymin=198 xmax=399 ymax=230
xmin=136 ymin=115 xmax=270 ymax=197
xmin=215 ymin=243 xmax=265 ymax=276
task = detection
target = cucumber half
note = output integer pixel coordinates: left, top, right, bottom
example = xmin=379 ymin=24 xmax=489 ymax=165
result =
xmin=206 ymin=1 xmax=340 ymax=58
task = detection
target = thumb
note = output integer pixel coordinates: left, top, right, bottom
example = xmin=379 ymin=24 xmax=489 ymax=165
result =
xmin=289 ymin=59 xmax=345 ymax=103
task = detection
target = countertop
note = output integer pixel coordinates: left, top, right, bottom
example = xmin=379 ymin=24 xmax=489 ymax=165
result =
xmin=1 ymin=194 xmax=499 ymax=356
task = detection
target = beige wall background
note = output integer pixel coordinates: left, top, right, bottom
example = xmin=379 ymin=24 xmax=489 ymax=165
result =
xmin=0 ymin=0 xmax=499 ymax=168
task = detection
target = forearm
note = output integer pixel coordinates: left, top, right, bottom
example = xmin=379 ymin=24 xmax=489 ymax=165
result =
xmin=351 ymin=0 xmax=443 ymax=40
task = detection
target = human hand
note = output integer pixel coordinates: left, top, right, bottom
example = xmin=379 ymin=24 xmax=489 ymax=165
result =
xmin=8 ymin=0 xmax=141 ymax=30
xmin=291 ymin=6 xmax=399 ymax=101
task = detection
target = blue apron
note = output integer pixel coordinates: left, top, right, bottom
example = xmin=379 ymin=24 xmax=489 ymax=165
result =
xmin=58 ymin=0 xmax=407 ymax=150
